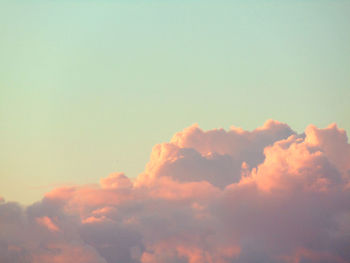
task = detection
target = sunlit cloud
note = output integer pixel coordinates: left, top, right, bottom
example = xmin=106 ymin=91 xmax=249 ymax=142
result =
xmin=1 ymin=120 xmax=350 ymax=263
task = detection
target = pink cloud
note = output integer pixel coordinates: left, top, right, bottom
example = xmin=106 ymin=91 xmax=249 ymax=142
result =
xmin=1 ymin=120 xmax=349 ymax=263
xmin=36 ymin=216 xmax=60 ymax=232
xmin=100 ymin=173 xmax=133 ymax=190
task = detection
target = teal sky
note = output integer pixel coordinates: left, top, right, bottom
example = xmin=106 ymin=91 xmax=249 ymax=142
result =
xmin=1 ymin=0 xmax=349 ymax=204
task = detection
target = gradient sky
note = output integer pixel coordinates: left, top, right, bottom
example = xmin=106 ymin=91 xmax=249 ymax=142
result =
xmin=1 ymin=0 xmax=349 ymax=204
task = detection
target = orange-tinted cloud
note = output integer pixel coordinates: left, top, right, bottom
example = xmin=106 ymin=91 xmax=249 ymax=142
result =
xmin=1 ymin=120 xmax=349 ymax=263
xmin=36 ymin=216 xmax=60 ymax=232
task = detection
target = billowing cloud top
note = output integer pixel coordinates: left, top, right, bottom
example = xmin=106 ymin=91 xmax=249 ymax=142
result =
xmin=1 ymin=120 xmax=350 ymax=263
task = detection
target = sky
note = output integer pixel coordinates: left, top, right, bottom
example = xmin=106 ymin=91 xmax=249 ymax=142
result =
xmin=1 ymin=0 xmax=350 ymax=204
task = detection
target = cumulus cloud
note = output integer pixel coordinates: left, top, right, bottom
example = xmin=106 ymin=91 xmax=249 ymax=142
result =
xmin=1 ymin=120 xmax=350 ymax=263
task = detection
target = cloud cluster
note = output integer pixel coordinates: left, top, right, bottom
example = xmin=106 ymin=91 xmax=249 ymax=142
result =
xmin=1 ymin=120 xmax=350 ymax=263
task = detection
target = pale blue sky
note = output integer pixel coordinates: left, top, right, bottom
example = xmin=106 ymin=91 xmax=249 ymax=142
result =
xmin=1 ymin=0 xmax=349 ymax=204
